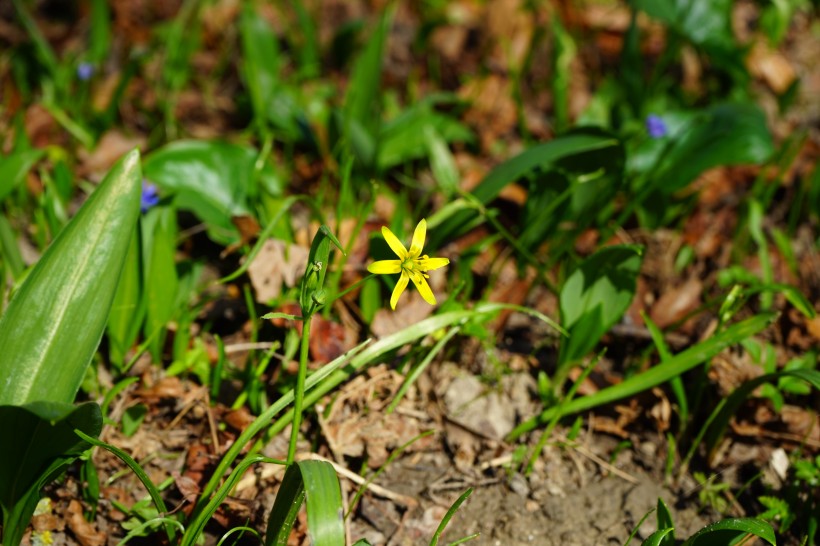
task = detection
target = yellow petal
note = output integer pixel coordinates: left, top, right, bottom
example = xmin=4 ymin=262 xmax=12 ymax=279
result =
xmin=408 ymin=219 xmax=427 ymax=257
xmin=410 ymin=271 xmax=437 ymax=305
xmin=418 ymin=256 xmax=449 ymax=271
xmin=390 ymin=271 xmax=410 ymax=310
xmin=381 ymin=226 xmax=408 ymax=259
xmin=367 ymin=260 xmax=402 ymax=274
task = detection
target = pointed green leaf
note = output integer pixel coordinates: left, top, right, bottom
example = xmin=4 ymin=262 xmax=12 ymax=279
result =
xmin=642 ymin=528 xmax=675 ymax=546
xmin=559 ymin=245 xmax=644 ymax=366
xmin=300 ymin=225 xmax=344 ymax=317
xmin=0 ymin=150 xmax=142 ymax=406
xmin=265 ymin=460 xmax=344 ymax=546
xmin=509 ymin=312 xmax=777 ymax=439
xmin=0 ymin=402 xmax=102 ymax=546
xmin=681 ymin=518 xmax=775 ymax=546
xmin=0 ymin=149 xmax=44 ymax=202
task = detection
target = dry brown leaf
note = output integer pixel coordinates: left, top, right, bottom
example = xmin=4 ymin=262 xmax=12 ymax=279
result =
xmin=458 ymin=74 xmax=517 ymax=150
xmin=135 ymin=376 xmax=185 ymax=400
xmin=79 ymin=130 xmax=145 ymax=178
xmin=224 ymin=407 xmax=254 ymax=432
xmin=649 ymin=277 xmax=702 ymax=329
xmin=66 ymin=499 xmax=106 ymax=546
xmin=309 ymin=314 xmax=357 ymax=364
xmin=247 ymin=239 xmax=309 ymax=303
xmin=649 ymin=387 xmax=671 ymax=432
xmin=370 ymin=281 xmax=439 ymax=338
xmin=24 ymin=104 xmax=58 ymax=148
xmin=748 ymin=41 xmax=797 ymax=94
xmin=173 ymin=471 xmax=201 ymax=503
xmin=805 ymin=315 xmax=820 ymax=342
xmin=486 ymin=0 xmax=533 ymax=71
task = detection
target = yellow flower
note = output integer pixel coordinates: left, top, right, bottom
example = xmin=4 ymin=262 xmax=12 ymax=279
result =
xmin=368 ymin=219 xmax=450 ymax=309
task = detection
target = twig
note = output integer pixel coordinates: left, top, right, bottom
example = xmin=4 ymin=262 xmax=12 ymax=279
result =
xmin=296 ymin=453 xmax=419 ymax=508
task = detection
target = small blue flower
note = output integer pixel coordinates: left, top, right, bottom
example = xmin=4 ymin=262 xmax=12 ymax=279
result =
xmin=645 ymin=114 xmax=667 ymax=138
xmin=77 ymin=62 xmax=95 ymax=81
xmin=140 ymin=181 xmax=160 ymax=213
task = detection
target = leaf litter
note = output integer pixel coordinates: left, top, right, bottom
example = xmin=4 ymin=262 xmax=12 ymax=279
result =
xmin=4 ymin=0 xmax=820 ymax=545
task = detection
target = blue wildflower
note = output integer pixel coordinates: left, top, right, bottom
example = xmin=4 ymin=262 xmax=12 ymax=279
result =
xmin=140 ymin=181 xmax=160 ymax=213
xmin=77 ymin=62 xmax=95 ymax=81
xmin=645 ymin=114 xmax=667 ymax=138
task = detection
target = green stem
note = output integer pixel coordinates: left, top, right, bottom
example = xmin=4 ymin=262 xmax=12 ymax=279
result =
xmin=288 ymin=313 xmax=312 ymax=465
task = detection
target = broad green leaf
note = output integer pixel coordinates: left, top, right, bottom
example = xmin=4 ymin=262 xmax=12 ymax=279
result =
xmin=265 ymin=460 xmax=344 ymax=546
xmin=88 ymin=0 xmax=111 ymax=63
xmin=519 ymin=127 xmax=625 ymax=254
xmin=430 ymin=132 xmax=621 ymax=247
xmin=0 ymin=149 xmax=44 ymax=202
xmin=107 ymin=227 xmax=144 ymax=368
xmin=143 ymin=206 xmax=179 ymax=361
xmin=559 ymin=245 xmax=644 ymax=367
xmin=0 ymin=214 xmax=26 ymax=281
xmin=377 ymin=98 xmax=473 ymax=171
xmin=509 ymin=312 xmax=777 ymax=439
xmin=425 ymin=125 xmax=460 ymax=197
xmin=265 ymin=463 xmax=305 ymax=546
xmin=143 ymin=140 xmax=281 ymax=244
xmin=10 ymin=0 xmax=59 ymax=74
xmin=343 ymin=8 xmax=392 ymax=147
xmin=0 ymin=402 xmax=102 ymax=546
xmin=655 ymin=498 xmax=675 ymax=546
xmin=681 ymin=518 xmax=776 ymax=546
xmin=633 ymin=0 xmax=741 ymax=71
xmin=0 ymin=149 xmax=142 ymax=406
xmin=651 ymin=103 xmax=774 ymax=194
xmin=239 ymin=2 xmax=280 ymax=125
xmin=300 ymin=225 xmax=344 ymax=317
xmin=642 ymin=528 xmax=676 ymax=546
xmin=292 ymin=1 xmax=320 ymax=78
xmin=239 ymin=4 xmax=305 ymax=140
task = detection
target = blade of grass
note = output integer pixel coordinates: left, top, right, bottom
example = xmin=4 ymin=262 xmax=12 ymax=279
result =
xmin=75 ymin=429 xmax=176 ymax=543
xmin=387 ymin=327 xmax=460 ymax=413
xmin=642 ymin=311 xmax=688 ymax=427
xmin=526 ymin=352 xmax=601 ymax=474
xmin=430 ymin=488 xmax=474 ymax=546
xmin=680 ymin=518 xmax=775 ymax=546
xmin=265 ymin=460 xmax=344 ymax=546
xmin=508 ymin=313 xmax=777 ymax=440
xmin=701 ymin=368 xmax=820 ymax=461
xmin=182 ymin=455 xmax=281 ymax=546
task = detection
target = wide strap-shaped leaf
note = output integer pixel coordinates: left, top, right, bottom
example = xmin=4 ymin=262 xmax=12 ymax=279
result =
xmin=142 ymin=140 xmax=282 ymax=244
xmin=429 ymin=131 xmax=622 ymax=247
xmin=559 ymin=244 xmax=644 ymax=367
xmin=0 ymin=149 xmax=142 ymax=406
xmin=681 ymin=518 xmax=776 ymax=546
xmin=265 ymin=460 xmax=344 ymax=546
xmin=0 ymin=401 xmax=102 ymax=546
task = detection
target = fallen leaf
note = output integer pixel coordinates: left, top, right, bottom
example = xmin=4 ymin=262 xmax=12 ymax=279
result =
xmin=79 ymin=131 xmax=146 ymax=179
xmin=247 ymin=239 xmax=309 ymax=303
xmin=66 ymin=499 xmax=106 ymax=546
xmin=649 ymin=277 xmax=702 ymax=329
xmin=309 ymin=314 xmax=357 ymax=364
xmin=748 ymin=41 xmax=797 ymax=94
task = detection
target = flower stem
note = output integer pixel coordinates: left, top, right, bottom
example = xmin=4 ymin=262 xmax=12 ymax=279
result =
xmin=287 ymin=314 xmax=312 ymax=465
